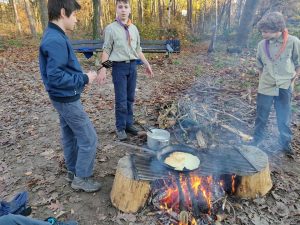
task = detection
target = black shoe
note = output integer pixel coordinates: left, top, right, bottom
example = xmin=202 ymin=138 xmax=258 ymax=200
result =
xmin=65 ymin=171 xmax=75 ymax=183
xmin=125 ymin=125 xmax=139 ymax=135
xmin=116 ymin=130 xmax=127 ymax=141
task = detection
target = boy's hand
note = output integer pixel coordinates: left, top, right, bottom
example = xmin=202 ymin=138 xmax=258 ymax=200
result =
xmin=86 ymin=71 xmax=97 ymax=84
xmin=145 ymin=64 xmax=154 ymax=78
xmin=96 ymin=68 xmax=107 ymax=85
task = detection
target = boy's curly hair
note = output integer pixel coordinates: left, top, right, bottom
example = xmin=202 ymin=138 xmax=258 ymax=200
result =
xmin=116 ymin=0 xmax=130 ymax=4
xmin=257 ymin=12 xmax=286 ymax=32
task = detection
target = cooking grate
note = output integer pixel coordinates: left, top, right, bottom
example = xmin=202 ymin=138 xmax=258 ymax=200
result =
xmin=130 ymin=146 xmax=266 ymax=181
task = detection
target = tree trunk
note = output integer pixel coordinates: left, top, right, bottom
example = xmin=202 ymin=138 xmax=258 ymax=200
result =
xmin=11 ymin=0 xmax=22 ymax=34
xmin=99 ymin=0 xmax=103 ymax=34
xmin=223 ymin=0 xmax=231 ymax=33
xmin=38 ymin=0 xmax=48 ymax=31
xmin=138 ymin=0 xmax=144 ymax=25
xmin=207 ymin=0 xmax=218 ymax=53
xmin=110 ymin=156 xmax=151 ymax=213
xmin=187 ymin=0 xmax=192 ymax=28
xmin=158 ymin=0 xmax=163 ymax=27
xmin=167 ymin=0 xmax=172 ymax=25
xmin=235 ymin=0 xmax=261 ymax=47
xmin=217 ymin=0 xmax=226 ymax=32
xmin=92 ymin=0 xmax=100 ymax=39
xmin=24 ymin=0 xmax=37 ymax=38
xmin=234 ymin=145 xmax=272 ymax=199
xmin=201 ymin=0 xmax=206 ymax=33
xmin=151 ymin=0 xmax=156 ymax=18
xmin=234 ymin=0 xmax=245 ymax=27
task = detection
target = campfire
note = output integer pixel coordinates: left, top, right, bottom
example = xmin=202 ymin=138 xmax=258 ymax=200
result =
xmin=151 ymin=173 xmax=236 ymax=224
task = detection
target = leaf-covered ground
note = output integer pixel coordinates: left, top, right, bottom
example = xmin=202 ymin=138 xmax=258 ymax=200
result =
xmin=0 ymin=40 xmax=299 ymax=225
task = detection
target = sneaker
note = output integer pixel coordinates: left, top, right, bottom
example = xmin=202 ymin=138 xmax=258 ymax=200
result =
xmin=65 ymin=171 xmax=75 ymax=183
xmin=116 ymin=130 xmax=127 ymax=141
xmin=45 ymin=217 xmax=78 ymax=225
xmin=71 ymin=176 xmax=101 ymax=192
xmin=125 ymin=125 xmax=139 ymax=135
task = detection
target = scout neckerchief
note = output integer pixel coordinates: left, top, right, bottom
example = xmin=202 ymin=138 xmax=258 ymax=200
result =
xmin=115 ymin=17 xmax=132 ymax=46
xmin=264 ymin=28 xmax=288 ymax=61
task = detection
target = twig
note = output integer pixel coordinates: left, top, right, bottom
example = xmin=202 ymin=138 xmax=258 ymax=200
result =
xmin=226 ymin=198 xmax=236 ymax=221
xmin=211 ymin=108 xmax=248 ymax=124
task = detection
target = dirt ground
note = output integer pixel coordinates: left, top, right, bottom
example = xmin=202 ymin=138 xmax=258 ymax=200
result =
xmin=0 ymin=41 xmax=299 ymax=225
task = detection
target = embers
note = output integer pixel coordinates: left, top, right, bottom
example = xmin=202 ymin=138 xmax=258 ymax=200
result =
xmin=151 ymin=173 xmax=233 ymax=224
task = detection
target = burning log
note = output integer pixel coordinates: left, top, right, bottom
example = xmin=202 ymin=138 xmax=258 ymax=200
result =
xmin=234 ymin=145 xmax=272 ymax=198
xmin=110 ymin=156 xmax=151 ymax=213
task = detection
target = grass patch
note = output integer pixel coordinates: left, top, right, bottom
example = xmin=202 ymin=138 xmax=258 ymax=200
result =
xmin=6 ymin=39 xmax=23 ymax=47
xmin=194 ymin=65 xmax=203 ymax=77
xmin=172 ymin=59 xmax=181 ymax=65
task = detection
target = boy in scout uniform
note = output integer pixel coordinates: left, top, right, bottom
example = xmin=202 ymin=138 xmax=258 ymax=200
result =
xmin=97 ymin=0 xmax=153 ymax=140
xmin=251 ymin=12 xmax=300 ymax=155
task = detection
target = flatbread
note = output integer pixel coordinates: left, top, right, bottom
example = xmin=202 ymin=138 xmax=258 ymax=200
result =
xmin=164 ymin=151 xmax=200 ymax=171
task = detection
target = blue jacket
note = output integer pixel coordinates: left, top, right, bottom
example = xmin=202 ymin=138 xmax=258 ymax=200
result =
xmin=39 ymin=23 xmax=88 ymax=102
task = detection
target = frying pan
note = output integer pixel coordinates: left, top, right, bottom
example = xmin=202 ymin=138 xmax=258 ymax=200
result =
xmin=156 ymin=144 xmax=200 ymax=172
xmin=115 ymin=142 xmax=201 ymax=172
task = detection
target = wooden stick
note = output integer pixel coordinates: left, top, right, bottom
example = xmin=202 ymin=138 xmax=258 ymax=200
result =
xmin=211 ymin=108 xmax=248 ymax=124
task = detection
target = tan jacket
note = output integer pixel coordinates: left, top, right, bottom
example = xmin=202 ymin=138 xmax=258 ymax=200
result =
xmin=256 ymin=34 xmax=300 ymax=96
xmin=102 ymin=21 xmax=142 ymax=62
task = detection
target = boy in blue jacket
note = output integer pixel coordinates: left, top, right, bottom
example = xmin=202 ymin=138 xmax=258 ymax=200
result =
xmin=39 ymin=0 xmax=101 ymax=192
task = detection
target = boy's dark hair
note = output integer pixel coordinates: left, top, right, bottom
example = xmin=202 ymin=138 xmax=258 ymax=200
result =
xmin=116 ymin=0 xmax=130 ymax=4
xmin=257 ymin=12 xmax=286 ymax=32
xmin=48 ymin=0 xmax=81 ymax=21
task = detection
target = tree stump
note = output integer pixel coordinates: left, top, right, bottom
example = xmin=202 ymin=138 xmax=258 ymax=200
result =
xmin=110 ymin=155 xmax=151 ymax=213
xmin=234 ymin=145 xmax=273 ymax=199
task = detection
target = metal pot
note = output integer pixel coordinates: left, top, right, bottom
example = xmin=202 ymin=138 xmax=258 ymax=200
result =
xmin=147 ymin=128 xmax=170 ymax=151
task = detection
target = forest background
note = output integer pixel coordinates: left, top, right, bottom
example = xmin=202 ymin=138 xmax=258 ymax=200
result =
xmin=0 ymin=0 xmax=300 ymax=50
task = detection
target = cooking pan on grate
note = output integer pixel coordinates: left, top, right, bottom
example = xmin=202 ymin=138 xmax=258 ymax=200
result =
xmin=155 ymin=144 xmax=200 ymax=172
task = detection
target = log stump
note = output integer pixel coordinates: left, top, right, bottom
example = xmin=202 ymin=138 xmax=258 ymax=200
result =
xmin=234 ymin=145 xmax=273 ymax=199
xmin=110 ymin=155 xmax=151 ymax=213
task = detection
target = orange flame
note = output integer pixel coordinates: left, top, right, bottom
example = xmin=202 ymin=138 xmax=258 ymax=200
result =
xmin=158 ymin=174 xmax=225 ymax=223
xmin=231 ymin=175 xmax=236 ymax=193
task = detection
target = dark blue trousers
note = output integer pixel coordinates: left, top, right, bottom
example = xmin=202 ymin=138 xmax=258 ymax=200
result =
xmin=253 ymin=88 xmax=292 ymax=147
xmin=112 ymin=61 xmax=137 ymax=131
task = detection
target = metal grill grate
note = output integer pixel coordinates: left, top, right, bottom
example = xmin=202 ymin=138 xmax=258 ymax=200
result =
xmin=130 ymin=146 xmax=266 ymax=181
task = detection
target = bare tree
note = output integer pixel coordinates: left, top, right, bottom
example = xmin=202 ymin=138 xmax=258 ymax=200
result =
xmin=234 ymin=0 xmax=245 ymax=27
xmin=138 ymin=0 xmax=144 ymax=25
xmin=235 ymin=0 xmax=261 ymax=47
xmin=167 ymin=0 xmax=172 ymax=25
xmin=158 ymin=0 xmax=163 ymax=27
xmin=187 ymin=0 xmax=192 ymax=28
xmin=38 ymin=0 xmax=48 ymax=31
xmin=207 ymin=0 xmax=218 ymax=53
xmin=11 ymin=0 xmax=22 ymax=34
xmin=24 ymin=0 xmax=37 ymax=38
xmin=92 ymin=0 xmax=100 ymax=39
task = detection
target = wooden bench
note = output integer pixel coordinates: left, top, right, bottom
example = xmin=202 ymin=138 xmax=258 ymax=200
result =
xmin=71 ymin=39 xmax=180 ymax=61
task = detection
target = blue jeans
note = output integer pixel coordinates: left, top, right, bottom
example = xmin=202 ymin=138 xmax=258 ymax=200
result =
xmin=0 ymin=214 xmax=50 ymax=225
xmin=51 ymin=100 xmax=98 ymax=178
xmin=112 ymin=61 xmax=137 ymax=131
xmin=253 ymin=88 xmax=292 ymax=147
